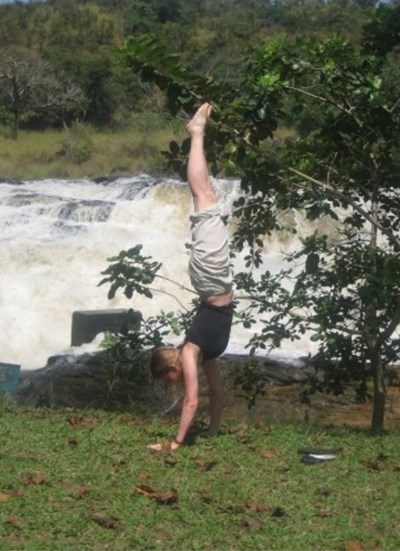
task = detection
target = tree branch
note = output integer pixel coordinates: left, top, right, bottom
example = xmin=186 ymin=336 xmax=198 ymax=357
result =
xmin=155 ymin=274 xmax=196 ymax=295
xmin=286 ymin=85 xmax=363 ymax=126
xmin=146 ymin=287 xmax=191 ymax=312
xmin=287 ymin=167 xmax=400 ymax=250
xmin=389 ymin=96 xmax=400 ymax=114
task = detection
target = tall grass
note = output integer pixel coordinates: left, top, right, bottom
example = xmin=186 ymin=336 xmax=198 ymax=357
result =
xmin=0 ymin=114 xmax=184 ymax=180
xmin=0 ymin=116 xmax=296 ymax=182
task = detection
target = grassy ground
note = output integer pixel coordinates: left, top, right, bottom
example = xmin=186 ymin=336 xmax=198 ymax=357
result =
xmin=0 ymin=114 xmax=185 ymax=180
xmin=1 ymin=405 xmax=400 ymax=550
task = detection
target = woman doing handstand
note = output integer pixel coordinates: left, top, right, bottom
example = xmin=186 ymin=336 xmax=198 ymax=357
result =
xmin=148 ymin=103 xmax=234 ymax=451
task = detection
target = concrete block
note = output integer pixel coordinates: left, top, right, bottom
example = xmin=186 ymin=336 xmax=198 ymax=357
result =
xmin=71 ymin=309 xmax=141 ymax=346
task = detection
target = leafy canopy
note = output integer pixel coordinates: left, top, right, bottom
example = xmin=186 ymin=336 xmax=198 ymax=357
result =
xmin=105 ymin=6 xmax=400 ymax=430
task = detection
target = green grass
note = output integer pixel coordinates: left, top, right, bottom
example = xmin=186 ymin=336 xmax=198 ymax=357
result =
xmin=0 ymin=114 xmax=185 ymax=180
xmin=0 ymin=118 xmax=295 ymax=181
xmin=1 ymin=406 xmax=400 ymax=550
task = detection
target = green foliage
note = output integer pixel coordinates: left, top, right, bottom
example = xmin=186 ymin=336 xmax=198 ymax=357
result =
xmin=0 ymin=105 xmax=12 ymax=126
xmin=233 ymin=359 xmax=268 ymax=409
xmin=0 ymin=45 xmax=86 ymax=137
xmin=58 ymin=122 xmax=94 ymax=164
xmin=114 ymin=11 xmax=400 ymax=431
xmin=100 ymin=312 xmax=149 ymax=394
xmin=99 ymin=244 xmax=162 ymax=300
xmin=98 ymin=248 xmax=201 ymax=404
xmin=100 ymin=307 xmax=195 ymax=373
xmin=362 ymin=4 xmax=400 ymax=56
xmin=60 ymin=139 xmax=93 ymax=165
xmin=0 ymin=0 xmax=379 ymax=130
xmin=98 ymin=244 xmax=199 ymax=364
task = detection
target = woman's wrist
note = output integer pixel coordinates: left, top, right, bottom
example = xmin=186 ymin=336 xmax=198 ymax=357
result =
xmin=174 ymin=438 xmax=184 ymax=445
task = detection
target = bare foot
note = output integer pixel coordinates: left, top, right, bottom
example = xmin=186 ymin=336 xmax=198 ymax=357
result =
xmin=186 ymin=103 xmax=212 ymax=137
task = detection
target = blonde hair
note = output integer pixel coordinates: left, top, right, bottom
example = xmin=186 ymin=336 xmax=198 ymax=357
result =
xmin=150 ymin=346 xmax=181 ymax=379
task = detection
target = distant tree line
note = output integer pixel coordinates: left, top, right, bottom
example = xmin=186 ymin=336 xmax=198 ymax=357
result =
xmin=0 ymin=0 xmax=397 ymax=133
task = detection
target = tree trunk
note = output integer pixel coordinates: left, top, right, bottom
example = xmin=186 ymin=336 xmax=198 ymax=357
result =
xmin=371 ymin=349 xmax=386 ymax=432
xmin=368 ymin=191 xmax=386 ymax=432
xmin=12 ymin=110 xmax=19 ymax=139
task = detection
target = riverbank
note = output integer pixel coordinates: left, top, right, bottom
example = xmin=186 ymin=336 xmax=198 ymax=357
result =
xmin=15 ymin=350 xmax=400 ymax=432
xmin=0 ymin=115 xmax=183 ymax=180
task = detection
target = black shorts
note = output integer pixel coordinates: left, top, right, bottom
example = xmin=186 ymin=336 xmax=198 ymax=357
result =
xmin=185 ymin=301 xmax=234 ymax=361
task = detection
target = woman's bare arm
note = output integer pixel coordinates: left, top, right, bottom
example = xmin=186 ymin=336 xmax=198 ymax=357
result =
xmin=147 ymin=343 xmax=200 ymax=451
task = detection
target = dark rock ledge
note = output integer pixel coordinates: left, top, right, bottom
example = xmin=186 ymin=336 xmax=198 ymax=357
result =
xmin=16 ymin=351 xmax=312 ymax=411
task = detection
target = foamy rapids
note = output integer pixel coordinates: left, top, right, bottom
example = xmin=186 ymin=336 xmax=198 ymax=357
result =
xmin=0 ymin=175 xmax=321 ymax=369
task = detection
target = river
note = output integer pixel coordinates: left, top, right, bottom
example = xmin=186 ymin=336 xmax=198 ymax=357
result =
xmin=0 ymin=174 xmax=319 ymax=370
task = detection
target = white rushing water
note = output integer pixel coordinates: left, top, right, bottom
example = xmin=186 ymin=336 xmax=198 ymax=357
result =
xmin=0 ymin=175 xmax=318 ymax=370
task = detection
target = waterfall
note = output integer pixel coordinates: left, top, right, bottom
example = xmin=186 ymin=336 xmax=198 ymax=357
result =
xmin=0 ymin=175 xmax=318 ymax=370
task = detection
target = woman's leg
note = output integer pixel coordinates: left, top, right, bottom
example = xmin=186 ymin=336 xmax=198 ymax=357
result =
xmin=186 ymin=103 xmax=217 ymax=212
xmin=202 ymin=360 xmax=224 ymax=436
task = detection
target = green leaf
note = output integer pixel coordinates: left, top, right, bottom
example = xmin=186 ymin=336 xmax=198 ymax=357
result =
xmin=259 ymin=72 xmax=280 ymax=88
xmin=305 ymin=253 xmax=320 ymax=274
xmin=169 ymin=141 xmax=180 ymax=155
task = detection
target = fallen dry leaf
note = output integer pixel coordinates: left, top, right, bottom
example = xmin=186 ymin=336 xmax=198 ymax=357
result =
xmin=91 ymin=514 xmax=122 ymax=530
xmin=0 ymin=492 xmax=12 ymax=502
xmin=241 ymin=516 xmax=263 ymax=529
xmin=153 ymin=490 xmax=178 ymax=505
xmin=70 ymin=484 xmax=90 ymax=500
xmin=195 ymin=459 xmax=217 ymax=471
xmin=346 ymin=540 xmax=363 ymax=551
xmin=5 ymin=516 xmax=23 ymax=528
xmin=258 ymin=449 xmax=281 ymax=459
xmin=133 ymin=484 xmax=178 ymax=506
xmin=245 ymin=501 xmax=273 ymax=513
xmin=360 ymin=459 xmax=383 ymax=472
xmin=138 ymin=472 xmax=152 ymax=481
xmin=22 ymin=473 xmax=46 ymax=486
xmin=133 ymin=483 xmax=156 ymax=496
xmin=67 ymin=415 xmax=98 ymax=428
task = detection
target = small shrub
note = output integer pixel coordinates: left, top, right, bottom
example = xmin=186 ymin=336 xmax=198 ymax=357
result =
xmin=59 ymin=138 xmax=93 ymax=164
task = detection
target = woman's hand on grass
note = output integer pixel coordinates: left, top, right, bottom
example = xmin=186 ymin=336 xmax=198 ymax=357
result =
xmin=147 ymin=441 xmax=181 ymax=452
